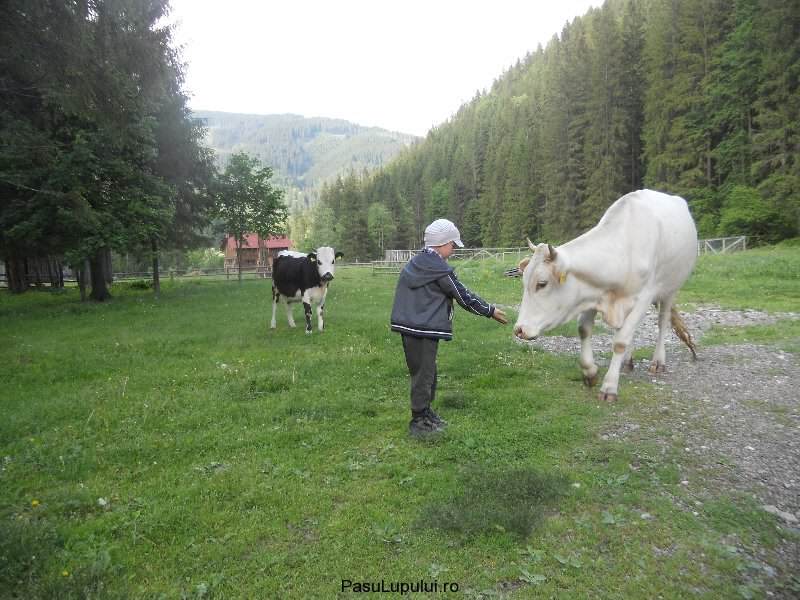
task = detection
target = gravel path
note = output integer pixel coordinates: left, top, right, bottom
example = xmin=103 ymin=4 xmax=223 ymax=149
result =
xmin=514 ymin=305 xmax=800 ymax=593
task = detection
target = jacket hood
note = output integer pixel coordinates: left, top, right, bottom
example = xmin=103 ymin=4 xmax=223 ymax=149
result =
xmin=403 ymin=249 xmax=453 ymax=288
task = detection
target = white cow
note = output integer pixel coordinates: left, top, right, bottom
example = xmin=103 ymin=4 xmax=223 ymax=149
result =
xmin=513 ymin=189 xmax=698 ymax=401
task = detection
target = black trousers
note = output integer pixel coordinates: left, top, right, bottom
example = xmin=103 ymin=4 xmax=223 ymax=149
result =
xmin=401 ymin=335 xmax=439 ymax=415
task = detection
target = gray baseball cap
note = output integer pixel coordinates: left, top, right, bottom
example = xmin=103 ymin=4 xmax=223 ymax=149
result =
xmin=424 ymin=219 xmax=464 ymax=248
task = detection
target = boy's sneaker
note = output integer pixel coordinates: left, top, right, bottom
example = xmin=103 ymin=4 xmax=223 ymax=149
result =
xmin=409 ymin=415 xmax=442 ymax=437
xmin=425 ymin=407 xmax=447 ymax=427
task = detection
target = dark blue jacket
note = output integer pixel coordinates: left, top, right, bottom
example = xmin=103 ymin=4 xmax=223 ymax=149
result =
xmin=390 ymin=248 xmax=495 ymax=340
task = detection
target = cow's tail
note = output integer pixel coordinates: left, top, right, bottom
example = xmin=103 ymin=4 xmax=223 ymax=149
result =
xmin=670 ymin=306 xmax=697 ymax=360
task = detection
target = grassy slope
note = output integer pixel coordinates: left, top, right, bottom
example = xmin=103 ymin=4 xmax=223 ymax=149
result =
xmin=1 ymin=247 xmax=797 ymax=598
xmin=681 ymin=245 xmax=800 ymax=353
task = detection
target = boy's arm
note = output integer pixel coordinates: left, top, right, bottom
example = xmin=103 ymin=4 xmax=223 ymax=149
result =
xmin=437 ymin=271 xmax=495 ymax=318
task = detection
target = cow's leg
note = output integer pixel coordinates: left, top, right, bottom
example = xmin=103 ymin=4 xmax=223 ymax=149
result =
xmin=317 ymin=288 xmax=328 ymax=331
xmin=285 ymin=298 xmax=296 ymax=328
xmin=270 ymin=285 xmax=279 ymax=329
xmin=649 ymin=296 xmax=674 ymax=374
xmin=622 ymin=344 xmax=635 ymax=373
xmin=302 ymin=291 xmax=313 ymax=334
xmin=578 ymin=309 xmax=599 ymax=386
xmin=599 ymin=298 xmax=651 ymax=401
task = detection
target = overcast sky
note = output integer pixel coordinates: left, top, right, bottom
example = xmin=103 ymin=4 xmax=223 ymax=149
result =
xmin=168 ymin=0 xmax=597 ymax=137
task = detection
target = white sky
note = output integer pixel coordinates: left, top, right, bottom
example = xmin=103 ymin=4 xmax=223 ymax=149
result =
xmin=168 ymin=0 xmax=597 ymax=137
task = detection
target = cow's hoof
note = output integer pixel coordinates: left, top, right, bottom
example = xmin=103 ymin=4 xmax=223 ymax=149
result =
xmin=598 ymin=391 xmax=618 ymax=402
xmin=270 ymin=324 xmax=276 ymax=329
xmin=583 ymin=374 xmax=598 ymax=387
xmin=623 ymin=358 xmax=635 ymax=373
xmin=648 ymin=362 xmax=666 ymax=374
xmin=305 ymin=329 xmax=312 ymax=335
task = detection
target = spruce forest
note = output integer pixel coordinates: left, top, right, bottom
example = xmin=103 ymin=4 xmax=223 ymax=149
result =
xmin=0 ymin=1 xmax=219 ymax=296
xmin=306 ymin=0 xmax=799 ymax=260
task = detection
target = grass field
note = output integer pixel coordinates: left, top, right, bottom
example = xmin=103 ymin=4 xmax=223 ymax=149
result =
xmin=1 ymin=247 xmax=798 ymax=598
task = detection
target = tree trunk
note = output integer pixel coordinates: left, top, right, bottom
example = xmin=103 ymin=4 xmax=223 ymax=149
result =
xmin=5 ymin=256 xmax=28 ymax=293
xmin=151 ymin=237 xmax=161 ymax=298
xmin=78 ymin=259 xmax=89 ymax=302
xmin=48 ymin=255 xmax=64 ymax=289
xmin=102 ymin=247 xmax=113 ymax=285
xmin=89 ymin=249 xmax=111 ymax=301
xmin=236 ymin=243 xmax=243 ymax=283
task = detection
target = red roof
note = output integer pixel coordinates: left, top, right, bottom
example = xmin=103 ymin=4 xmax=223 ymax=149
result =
xmin=266 ymin=236 xmax=292 ymax=249
xmin=224 ymin=235 xmax=292 ymax=252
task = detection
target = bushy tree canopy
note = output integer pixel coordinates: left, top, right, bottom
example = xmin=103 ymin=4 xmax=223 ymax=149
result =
xmin=0 ymin=0 xmax=217 ymax=296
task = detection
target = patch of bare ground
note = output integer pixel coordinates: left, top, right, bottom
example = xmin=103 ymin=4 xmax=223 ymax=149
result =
xmin=516 ymin=305 xmax=800 ymax=597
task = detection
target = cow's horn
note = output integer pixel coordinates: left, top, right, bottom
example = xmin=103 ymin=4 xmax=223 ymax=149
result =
xmin=526 ymin=237 xmax=537 ymax=252
xmin=547 ymin=243 xmax=557 ymax=261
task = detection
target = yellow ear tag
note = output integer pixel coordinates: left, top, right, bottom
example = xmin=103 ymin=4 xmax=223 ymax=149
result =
xmin=559 ymin=272 xmax=567 ymax=285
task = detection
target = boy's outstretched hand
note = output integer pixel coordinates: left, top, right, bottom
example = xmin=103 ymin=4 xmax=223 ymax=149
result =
xmin=492 ymin=308 xmax=508 ymax=325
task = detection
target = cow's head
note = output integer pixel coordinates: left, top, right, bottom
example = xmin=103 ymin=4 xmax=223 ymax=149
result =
xmin=307 ymin=246 xmax=343 ymax=282
xmin=513 ymin=239 xmax=577 ymax=340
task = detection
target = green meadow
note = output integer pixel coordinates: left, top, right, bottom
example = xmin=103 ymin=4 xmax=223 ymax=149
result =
xmin=1 ymin=247 xmax=798 ymax=599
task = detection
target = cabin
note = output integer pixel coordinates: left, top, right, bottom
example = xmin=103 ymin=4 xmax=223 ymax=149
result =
xmin=222 ymin=234 xmax=292 ymax=272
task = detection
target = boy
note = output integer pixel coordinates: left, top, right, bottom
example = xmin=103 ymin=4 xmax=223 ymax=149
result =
xmin=390 ymin=219 xmax=508 ymax=436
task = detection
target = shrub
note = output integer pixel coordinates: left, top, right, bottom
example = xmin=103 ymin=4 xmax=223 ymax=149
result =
xmin=717 ymin=185 xmax=792 ymax=243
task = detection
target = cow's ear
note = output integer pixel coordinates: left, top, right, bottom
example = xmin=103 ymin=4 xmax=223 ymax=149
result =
xmin=518 ymin=257 xmax=530 ymax=272
xmin=307 ymin=252 xmax=317 ymax=263
xmin=335 ymin=251 xmax=344 ymax=259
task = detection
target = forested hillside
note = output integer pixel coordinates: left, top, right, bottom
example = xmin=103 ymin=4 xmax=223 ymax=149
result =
xmin=194 ymin=111 xmax=418 ymax=212
xmin=309 ymin=0 xmax=799 ymax=260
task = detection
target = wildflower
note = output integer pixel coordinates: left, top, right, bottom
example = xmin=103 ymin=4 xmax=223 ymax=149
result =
xmin=62 ymin=570 xmax=70 ymax=577
xmin=31 ymin=499 xmax=40 ymax=507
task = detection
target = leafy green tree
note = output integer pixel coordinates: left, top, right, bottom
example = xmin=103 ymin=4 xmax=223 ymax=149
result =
xmin=751 ymin=0 xmax=800 ymax=238
xmin=215 ymin=152 xmax=287 ymax=282
xmin=186 ymin=248 xmax=224 ymax=270
xmin=427 ymin=179 xmax=450 ymax=222
xmin=620 ymin=0 xmax=647 ymax=190
xmin=582 ymin=3 xmax=629 ymax=229
xmin=367 ymin=203 xmax=396 ymax=256
xmin=718 ymin=185 xmax=792 ymax=242
xmin=0 ymin=0 xmax=214 ymax=300
xmin=707 ymin=0 xmax=760 ymax=189
xmin=305 ymin=202 xmax=339 ymax=250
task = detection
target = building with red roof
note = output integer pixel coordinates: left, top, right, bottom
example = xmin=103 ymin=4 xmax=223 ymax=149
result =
xmin=222 ymin=234 xmax=292 ymax=272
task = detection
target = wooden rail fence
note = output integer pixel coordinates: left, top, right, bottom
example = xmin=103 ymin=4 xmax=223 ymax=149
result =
xmin=0 ymin=238 xmax=753 ymax=287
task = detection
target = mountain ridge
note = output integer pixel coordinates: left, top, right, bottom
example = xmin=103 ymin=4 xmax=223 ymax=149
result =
xmin=193 ymin=110 xmax=419 ymax=211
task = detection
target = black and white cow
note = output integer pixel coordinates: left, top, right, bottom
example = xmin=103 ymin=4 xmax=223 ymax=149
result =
xmin=270 ymin=247 xmax=343 ymax=334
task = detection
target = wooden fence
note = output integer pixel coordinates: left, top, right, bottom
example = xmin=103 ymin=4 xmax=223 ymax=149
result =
xmin=0 ymin=238 xmax=752 ymax=287
xmin=372 ymin=238 xmax=750 ymax=276
xmin=372 ymin=247 xmax=528 ymax=275
xmin=696 ymin=236 xmax=747 ymax=255
xmin=0 ymin=267 xmax=273 ymax=288
xmin=0 ymin=263 xmax=380 ymax=288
